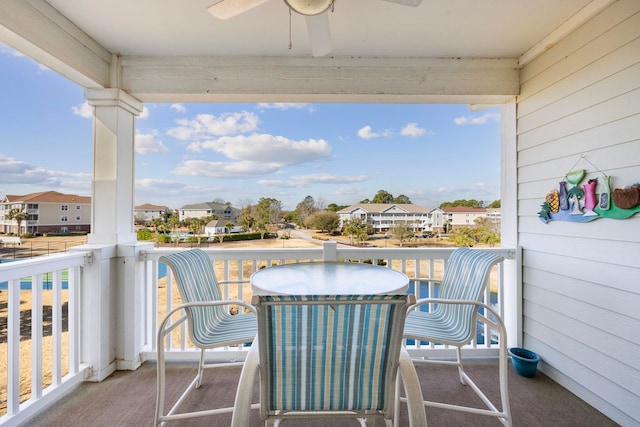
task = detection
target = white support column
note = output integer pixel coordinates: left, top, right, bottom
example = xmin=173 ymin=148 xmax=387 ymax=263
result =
xmin=75 ymin=89 xmax=146 ymax=379
xmin=85 ymin=88 xmax=142 ymax=245
xmin=500 ymin=99 xmax=521 ymax=348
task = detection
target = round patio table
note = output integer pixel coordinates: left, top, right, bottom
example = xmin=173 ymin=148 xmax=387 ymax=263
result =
xmin=250 ymin=261 xmax=409 ymax=295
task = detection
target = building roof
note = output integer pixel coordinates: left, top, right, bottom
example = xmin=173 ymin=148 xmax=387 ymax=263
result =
xmin=2 ymin=191 xmax=90 ymax=204
xmin=337 ymin=203 xmax=437 ymax=214
xmin=441 ymin=206 xmax=488 ymax=213
xmin=135 ymin=203 xmax=169 ymax=211
xmin=180 ymin=201 xmax=232 ymax=210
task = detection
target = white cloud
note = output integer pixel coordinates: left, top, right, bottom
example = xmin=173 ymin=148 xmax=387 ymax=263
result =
xmin=400 ymin=122 xmax=430 ymax=137
xmin=190 ymin=134 xmax=332 ymax=165
xmin=334 ymin=186 xmax=363 ymax=196
xmin=71 ymin=101 xmax=93 ymax=119
xmin=257 ymin=103 xmax=309 ymax=110
xmin=433 ymin=182 xmax=500 ymax=202
xmin=171 ymin=103 xmax=186 ymax=113
xmin=0 ymin=43 xmax=24 ymax=57
xmin=136 ymin=178 xmax=187 ymax=192
xmin=172 ymin=159 xmax=281 ymax=178
xmin=135 ymin=131 xmax=169 ymax=154
xmin=259 ymin=173 xmax=368 ymax=188
xmin=167 ymin=111 xmax=259 ymax=140
xmin=138 ymin=106 xmax=150 ymax=119
xmin=453 ymin=112 xmax=500 ymax=125
xmin=357 ymin=125 xmax=391 ymax=140
xmin=0 ymin=154 xmax=90 ymax=190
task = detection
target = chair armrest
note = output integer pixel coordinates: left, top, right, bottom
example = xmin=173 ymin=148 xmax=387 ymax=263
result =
xmin=158 ymin=300 xmax=256 ymax=337
xmin=408 ymin=298 xmax=508 ymax=339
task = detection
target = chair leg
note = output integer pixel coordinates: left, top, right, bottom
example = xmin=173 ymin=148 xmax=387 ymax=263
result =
xmin=195 ymin=347 xmax=205 ymax=388
xmin=398 ymin=348 xmax=428 ymax=427
xmin=231 ymin=341 xmax=260 ymax=427
xmin=455 ymin=346 xmax=467 ymax=385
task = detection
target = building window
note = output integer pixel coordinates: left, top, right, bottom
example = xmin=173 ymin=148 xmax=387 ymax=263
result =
xmin=61 ymin=205 xmax=68 ymax=211
xmin=61 ymin=216 xmax=68 ymax=222
xmin=76 ymin=216 xmax=81 ymax=221
xmin=76 ymin=205 xmax=81 ymax=210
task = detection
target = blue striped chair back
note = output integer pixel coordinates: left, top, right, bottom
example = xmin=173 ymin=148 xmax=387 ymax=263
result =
xmin=425 ymin=247 xmax=503 ymax=343
xmin=254 ymin=294 xmax=412 ymax=419
xmin=160 ymin=249 xmax=233 ymax=347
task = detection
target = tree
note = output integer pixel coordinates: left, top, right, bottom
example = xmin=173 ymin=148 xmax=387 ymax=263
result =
xmin=394 ymin=194 xmax=412 ymax=204
xmin=7 ymin=208 xmax=28 ymax=236
xmin=295 ymin=195 xmax=318 ymax=228
xmin=341 ymin=217 xmax=372 ymax=245
xmin=450 ymin=228 xmax=476 ymax=247
xmin=440 ymin=199 xmax=484 ymax=208
xmin=371 ymin=190 xmax=395 ymax=204
xmin=487 ymin=200 xmax=501 ymax=208
xmin=327 ymin=203 xmax=348 ymax=212
xmin=187 ymin=217 xmax=207 ymax=244
xmin=390 ymin=221 xmax=414 ymax=247
xmin=306 ymin=211 xmax=340 ymax=233
xmin=167 ymin=212 xmax=181 ymax=246
xmin=256 ymin=197 xmax=282 ymax=226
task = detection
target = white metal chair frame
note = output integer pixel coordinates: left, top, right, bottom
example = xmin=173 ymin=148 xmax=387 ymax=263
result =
xmin=154 ymin=249 xmax=258 ymax=426
xmin=232 ymin=294 xmax=428 ymax=427
xmin=155 ymin=300 xmax=256 ymax=425
xmin=403 ymin=248 xmax=512 ymax=426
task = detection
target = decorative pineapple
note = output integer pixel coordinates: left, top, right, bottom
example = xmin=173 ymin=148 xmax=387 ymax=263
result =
xmin=545 ymin=189 xmax=560 ymax=213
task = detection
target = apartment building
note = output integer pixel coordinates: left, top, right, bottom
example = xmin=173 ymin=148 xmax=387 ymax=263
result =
xmin=337 ymin=203 xmax=444 ymax=234
xmin=441 ymin=206 xmax=501 ymax=230
xmin=0 ymin=191 xmax=91 ymax=235
xmin=178 ymin=201 xmax=239 ymax=222
xmin=134 ymin=203 xmax=170 ymax=224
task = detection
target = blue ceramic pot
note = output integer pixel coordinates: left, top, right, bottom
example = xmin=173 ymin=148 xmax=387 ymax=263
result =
xmin=508 ymin=347 xmax=540 ymax=378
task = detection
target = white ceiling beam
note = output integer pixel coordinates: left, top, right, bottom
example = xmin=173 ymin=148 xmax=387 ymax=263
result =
xmin=120 ymin=56 xmax=519 ymax=103
xmin=0 ymin=0 xmax=111 ymax=88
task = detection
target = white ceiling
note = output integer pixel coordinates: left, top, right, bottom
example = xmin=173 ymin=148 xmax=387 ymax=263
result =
xmin=46 ymin=0 xmax=593 ymax=59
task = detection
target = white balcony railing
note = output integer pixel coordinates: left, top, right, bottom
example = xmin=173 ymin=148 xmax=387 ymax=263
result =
xmin=0 ymin=242 xmax=516 ymax=425
xmin=141 ymin=243 xmax=516 ymax=361
xmin=0 ymin=251 xmax=91 ymax=425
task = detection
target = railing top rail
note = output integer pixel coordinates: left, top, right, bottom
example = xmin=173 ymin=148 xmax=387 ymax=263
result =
xmin=141 ymin=245 xmax=516 ymax=261
xmin=0 ymin=251 xmax=89 ymax=281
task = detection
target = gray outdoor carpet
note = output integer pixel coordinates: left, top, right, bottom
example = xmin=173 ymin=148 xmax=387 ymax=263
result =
xmin=25 ymin=360 xmax=619 ymax=426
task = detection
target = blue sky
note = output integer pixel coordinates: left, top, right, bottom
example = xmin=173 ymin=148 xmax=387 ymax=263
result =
xmin=0 ymin=43 xmax=501 ymax=211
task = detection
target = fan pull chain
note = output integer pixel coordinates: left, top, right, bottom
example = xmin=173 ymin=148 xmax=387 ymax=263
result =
xmin=288 ymin=8 xmax=293 ymax=50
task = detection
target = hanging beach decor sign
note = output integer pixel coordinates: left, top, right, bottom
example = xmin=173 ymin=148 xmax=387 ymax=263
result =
xmin=538 ymin=155 xmax=640 ymax=224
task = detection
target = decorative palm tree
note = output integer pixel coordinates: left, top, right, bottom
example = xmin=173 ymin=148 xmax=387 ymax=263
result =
xmin=566 ymin=169 xmax=586 ymax=215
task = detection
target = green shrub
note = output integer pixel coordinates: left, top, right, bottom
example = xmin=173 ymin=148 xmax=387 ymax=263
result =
xmin=137 ymin=228 xmax=154 ymax=241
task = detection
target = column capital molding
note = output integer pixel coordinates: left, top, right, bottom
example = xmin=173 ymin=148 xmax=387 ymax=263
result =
xmin=84 ymin=88 xmax=143 ymax=116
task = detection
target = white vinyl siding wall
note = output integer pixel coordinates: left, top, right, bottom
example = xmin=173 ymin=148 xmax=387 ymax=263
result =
xmin=516 ymin=1 xmax=640 ymax=425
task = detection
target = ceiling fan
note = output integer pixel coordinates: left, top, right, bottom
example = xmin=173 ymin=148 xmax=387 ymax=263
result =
xmin=207 ymin=0 xmax=423 ymax=57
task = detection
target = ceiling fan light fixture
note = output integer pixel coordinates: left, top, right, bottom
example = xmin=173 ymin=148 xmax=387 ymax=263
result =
xmin=283 ymin=0 xmax=334 ymax=16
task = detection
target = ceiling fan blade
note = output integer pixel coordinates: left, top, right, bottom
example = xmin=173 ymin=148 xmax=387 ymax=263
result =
xmin=207 ymin=0 xmax=272 ymax=20
xmin=305 ymin=12 xmax=332 ymax=57
xmin=381 ymin=0 xmax=423 ymax=6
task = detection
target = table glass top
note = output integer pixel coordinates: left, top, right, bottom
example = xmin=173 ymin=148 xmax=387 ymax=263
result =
xmin=250 ymin=261 xmax=409 ymax=295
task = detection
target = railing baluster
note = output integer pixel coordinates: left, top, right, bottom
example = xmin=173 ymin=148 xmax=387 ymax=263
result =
xmin=52 ymin=270 xmax=62 ymax=386
xmin=32 ymin=274 xmax=43 ymax=399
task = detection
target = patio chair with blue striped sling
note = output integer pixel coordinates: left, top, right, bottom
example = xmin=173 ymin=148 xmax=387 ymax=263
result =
xmin=232 ymin=294 xmax=427 ymax=427
xmin=403 ymin=247 xmax=512 ymax=426
xmin=154 ymin=249 xmax=257 ymax=426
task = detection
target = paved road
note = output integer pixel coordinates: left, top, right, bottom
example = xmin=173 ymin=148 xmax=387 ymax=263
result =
xmin=287 ymin=227 xmax=352 ymax=248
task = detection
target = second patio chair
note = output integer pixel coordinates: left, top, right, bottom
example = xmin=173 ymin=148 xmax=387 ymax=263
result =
xmin=232 ymin=294 xmax=427 ymax=427
xmin=403 ymin=247 xmax=512 ymax=426
xmin=155 ymin=248 xmax=257 ymax=426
